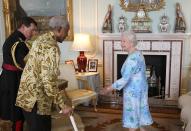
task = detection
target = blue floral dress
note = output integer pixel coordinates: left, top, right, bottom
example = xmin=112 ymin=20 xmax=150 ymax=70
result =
xmin=112 ymin=51 xmax=153 ymax=128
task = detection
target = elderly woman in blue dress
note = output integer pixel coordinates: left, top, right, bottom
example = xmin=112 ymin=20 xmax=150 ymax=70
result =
xmin=101 ymin=31 xmax=153 ymax=131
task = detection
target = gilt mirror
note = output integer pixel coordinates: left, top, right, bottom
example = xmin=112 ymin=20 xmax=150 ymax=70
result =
xmin=119 ymin=0 xmax=165 ymax=12
xmin=3 ymin=0 xmax=74 ymax=41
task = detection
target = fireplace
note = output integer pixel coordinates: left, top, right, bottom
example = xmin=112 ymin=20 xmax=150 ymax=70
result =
xmin=116 ymin=54 xmax=167 ymax=98
xmin=100 ymin=33 xmax=186 ymax=100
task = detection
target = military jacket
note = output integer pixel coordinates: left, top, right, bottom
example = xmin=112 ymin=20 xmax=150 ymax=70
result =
xmin=2 ymin=30 xmax=28 ymax=70
xmin=16 ymin=32 xmax=65 ymax=115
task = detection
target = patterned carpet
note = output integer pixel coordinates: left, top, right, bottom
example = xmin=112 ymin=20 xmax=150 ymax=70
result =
xmin=0 ymin=103 xmax=183 ymax=131
xmin=77 ymin=110 xmax=183 ymax=131
xmin=76 ymin=104 xmax=183 ymax=131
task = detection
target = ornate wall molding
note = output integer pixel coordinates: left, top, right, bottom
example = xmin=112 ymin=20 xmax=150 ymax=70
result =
xmin=2 ymin=0 xmax=15 ymax=38
xmin=2 ymin=0 xmax=74 ymax=40
xmin=0 ymin=0 xmax=5 ymax=57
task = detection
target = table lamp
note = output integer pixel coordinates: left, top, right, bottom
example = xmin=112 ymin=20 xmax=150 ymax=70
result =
xmin=72 ymin=33 xmax=92 ymax=72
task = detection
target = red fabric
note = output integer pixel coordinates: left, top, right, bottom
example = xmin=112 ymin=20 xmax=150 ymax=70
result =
xmin=2 ymin=64 xmax=20 ymax=71
xmin=15 ymin=121 xmax=23 ymax=131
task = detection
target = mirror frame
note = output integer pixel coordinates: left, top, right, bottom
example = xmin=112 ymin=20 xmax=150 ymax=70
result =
xmin=119 ymin=0 xmax=165 ymax=12
xmin=2 ymin=0 xmax=74 ymax=41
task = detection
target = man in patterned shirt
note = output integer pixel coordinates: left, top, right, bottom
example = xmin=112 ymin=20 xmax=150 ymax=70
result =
xmin=15 ymin=16 xmax=72 ymax=131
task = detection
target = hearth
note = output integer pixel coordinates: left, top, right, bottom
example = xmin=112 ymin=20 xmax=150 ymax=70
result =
xmin=100 ymin=33 xmax=185 ymax=101
xmin=117 ymin=54 xmax=167 ymax=98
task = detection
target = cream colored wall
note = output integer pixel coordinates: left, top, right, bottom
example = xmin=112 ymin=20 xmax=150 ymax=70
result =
xmin=71 ymin=0 xmax=191 ymax=91
xmin=1 ymin=0 xmax=191 ymax=63
xmin=0 ymin=0 xmax=191 ymax=91
xmin=66 ymin=0 xmax=191 ymax=62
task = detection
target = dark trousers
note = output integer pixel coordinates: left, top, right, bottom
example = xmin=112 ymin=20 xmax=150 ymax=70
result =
xmin=22 ymin=104 xmax=51 ymax=131
xmin=0 ymin=70 xmax=24 ymax=131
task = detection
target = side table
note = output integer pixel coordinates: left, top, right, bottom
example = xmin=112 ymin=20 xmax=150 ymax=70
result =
xmin=76 ymin=72 xmax=100 ymax=105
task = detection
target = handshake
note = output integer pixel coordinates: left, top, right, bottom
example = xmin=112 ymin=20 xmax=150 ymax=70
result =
xmin=99 ymin=85 xmax=113 ymax=95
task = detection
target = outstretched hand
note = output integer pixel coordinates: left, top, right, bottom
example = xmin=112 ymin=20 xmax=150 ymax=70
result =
xmin=99 ymin=86 xmax=113 ymax=95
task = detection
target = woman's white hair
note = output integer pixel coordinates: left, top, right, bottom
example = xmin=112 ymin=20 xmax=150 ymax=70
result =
xmin=49 ymin=16 xmax=69 ymax=30
xmin=121 ymin=30 xmax=137 ymax=47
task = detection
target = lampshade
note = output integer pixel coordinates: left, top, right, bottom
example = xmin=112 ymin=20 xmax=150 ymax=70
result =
xmin=72 ymin=33 xmax=92 ymax=72
xmin=72 ymin=33 xmax=93 ymax=51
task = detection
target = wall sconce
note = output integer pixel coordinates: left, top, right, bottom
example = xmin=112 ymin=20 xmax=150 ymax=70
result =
xmin=72 ymin=33 xmax=93 ymax=72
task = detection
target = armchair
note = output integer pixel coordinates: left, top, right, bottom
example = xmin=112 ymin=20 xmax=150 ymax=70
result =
xmin=59 ymin=63 xmax=97 ymax=111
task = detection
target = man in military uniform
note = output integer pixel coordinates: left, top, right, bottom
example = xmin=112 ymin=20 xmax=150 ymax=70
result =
xmin=15 ymin=16 xmax=72 ymax=131
xmin=0 ymin=17 xmax=37 ymax=131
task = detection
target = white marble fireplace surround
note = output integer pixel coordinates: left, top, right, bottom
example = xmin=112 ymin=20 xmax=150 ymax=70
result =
xmin=100 ymin=33 xmax=191 ymax=100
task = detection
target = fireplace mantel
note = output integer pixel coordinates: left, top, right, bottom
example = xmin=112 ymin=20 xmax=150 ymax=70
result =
xmin=99 ymin=33 xmax=191 ymax=40
xmin=100 ymin=33 xmax=191 ymax=100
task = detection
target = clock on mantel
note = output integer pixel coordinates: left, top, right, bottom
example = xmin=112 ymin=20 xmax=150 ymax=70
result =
xmin=131 ymin=5 xmax=152 ymax=33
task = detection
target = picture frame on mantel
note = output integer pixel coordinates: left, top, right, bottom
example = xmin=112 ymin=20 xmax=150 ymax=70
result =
xmin=2 ymin=0 xmax=74 ymax=41
xmin=119 ymin=0 xmax=165 ymax=12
